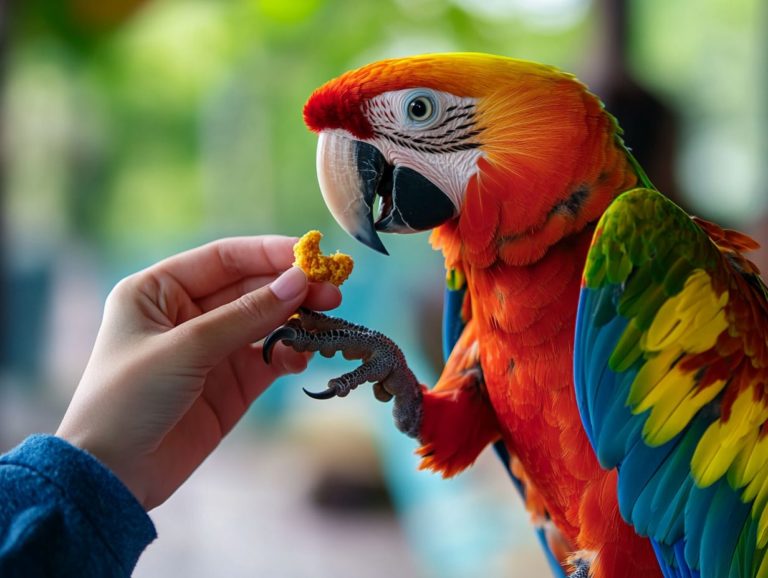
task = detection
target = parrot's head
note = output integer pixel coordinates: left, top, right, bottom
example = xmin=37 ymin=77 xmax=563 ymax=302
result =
xmin=304 ymin=53 xmax=634 ymax=262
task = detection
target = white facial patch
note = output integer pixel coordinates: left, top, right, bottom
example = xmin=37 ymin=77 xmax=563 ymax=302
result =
xmin=363 ymin=89 xmax=483 ymax=212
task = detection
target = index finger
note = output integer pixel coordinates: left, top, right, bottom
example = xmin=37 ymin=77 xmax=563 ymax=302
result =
xmin=149 ymin=236 xmax=298 ymax=299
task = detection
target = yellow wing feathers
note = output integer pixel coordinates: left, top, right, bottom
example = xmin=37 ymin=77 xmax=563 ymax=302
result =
xmin=626 ymin=270 xmax=729 ymax=447
xmin=624 ymin=265 xmax=768 ymax=546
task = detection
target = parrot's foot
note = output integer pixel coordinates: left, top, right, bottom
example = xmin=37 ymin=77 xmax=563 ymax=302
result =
xmin=263 ymin=308 xmax=423 ymax=438
xmin=567 ymin=559 xmax=590 ymax=578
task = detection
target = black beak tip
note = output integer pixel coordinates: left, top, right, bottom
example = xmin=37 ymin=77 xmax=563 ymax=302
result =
xmin=354 ymin=231 xmax=389 ymax=256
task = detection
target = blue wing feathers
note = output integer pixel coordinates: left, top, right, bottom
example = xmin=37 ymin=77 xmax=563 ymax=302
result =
xmin=632 ymin=445 xmax=687 ymax=537
xmin=616 ymin=435 xmax=676 ymax=522
xmin=647 ymin=423 xmax=704 ymax=520
xmin=594 ymin=367 xmax=641 ymax=468
xmin=586 ymin=315 xmax=626 ymax=435
xmin=575 ymin=287 xmax=630 ymax=450
xmin=652 ymin=539 xmax=686 ymax=578
xmin=595 ymin=403 xmax=643 ymax=469
xmin=649 ymin=537 xmax=701 ymax=578
xmin=652 ymin=476 xmax=691 ymax=544
xmin=673 ymin=540 xmax=699 ymax=578
xmin=683 ymin=484 xmax=718 ymax=569
xmin=699 ymin=482 xmax=750 ymax=578
xmin=574 ymin=290 xmax=597 ymax=445
xmin=442 ymin=286 xmax=467 ymax=360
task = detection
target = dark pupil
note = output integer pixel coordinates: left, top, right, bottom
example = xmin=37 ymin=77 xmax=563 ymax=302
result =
xmin=410 ymin=98 xmax=428 ymax=119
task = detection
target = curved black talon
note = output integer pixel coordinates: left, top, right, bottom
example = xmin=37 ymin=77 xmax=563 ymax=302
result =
xmin=260 ymin=309 xmax=422 ymax=438
xmin=262 ymin=326 xmax=298 ymax=364
xmin=302 ymin=387 xmax=337 ymax=400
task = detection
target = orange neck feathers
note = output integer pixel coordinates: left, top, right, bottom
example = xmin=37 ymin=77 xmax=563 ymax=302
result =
xmin=431 ymin=71 xmax=638 ymax=270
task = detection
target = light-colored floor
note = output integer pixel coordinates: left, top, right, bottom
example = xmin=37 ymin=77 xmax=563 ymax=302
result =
xmin=134 ymin=430 xmax=422 ymax=578
xmin=135 ymin=425 xmax=550 ymax=578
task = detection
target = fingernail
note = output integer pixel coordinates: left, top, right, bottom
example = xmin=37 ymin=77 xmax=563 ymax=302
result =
xmin=270 ymin=267 xmax=307 ymax=301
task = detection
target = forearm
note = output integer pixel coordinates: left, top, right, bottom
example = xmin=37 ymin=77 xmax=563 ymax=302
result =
xmin=0 ymin=435 xmax=156 ymax=577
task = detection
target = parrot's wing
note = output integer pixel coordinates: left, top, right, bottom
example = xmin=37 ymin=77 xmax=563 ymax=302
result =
xmin=575 ymin=187 xmax=768 ymax=578
xmin=442 ymin=268 xmax=470 ymax=360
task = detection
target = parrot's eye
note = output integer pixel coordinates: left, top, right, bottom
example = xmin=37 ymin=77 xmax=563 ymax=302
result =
xmin=405 ymin=93 xmax=437 ymax=124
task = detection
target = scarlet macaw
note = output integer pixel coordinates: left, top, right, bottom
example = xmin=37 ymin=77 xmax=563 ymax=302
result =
xmin=264 ymin=53 xmax=768 ymax=578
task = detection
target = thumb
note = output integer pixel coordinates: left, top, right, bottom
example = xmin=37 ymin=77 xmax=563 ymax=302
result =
xmin=176 ymin=266 xmax=309 ymax=365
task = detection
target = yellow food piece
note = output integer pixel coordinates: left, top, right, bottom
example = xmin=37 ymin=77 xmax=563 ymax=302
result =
xmin=293 ymin=230 xmax=354 ymax=286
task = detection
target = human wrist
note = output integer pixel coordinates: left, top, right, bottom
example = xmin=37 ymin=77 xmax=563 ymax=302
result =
xmin=56 ymin=423 xmax=149 ymax=510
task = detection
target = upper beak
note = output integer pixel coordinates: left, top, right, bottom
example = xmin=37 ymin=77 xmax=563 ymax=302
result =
xmin=316 ymin=132 xmax=456 ymax=255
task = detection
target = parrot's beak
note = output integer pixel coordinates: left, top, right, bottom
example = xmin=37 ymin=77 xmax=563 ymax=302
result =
xmin=316 ymin=132 xmax=456 ymax=255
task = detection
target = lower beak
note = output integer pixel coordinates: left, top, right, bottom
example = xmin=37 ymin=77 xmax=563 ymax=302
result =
xmin=315 ymin=132 xmax=456 ymax=255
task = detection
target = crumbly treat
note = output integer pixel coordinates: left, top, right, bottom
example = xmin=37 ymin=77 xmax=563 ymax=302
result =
xmin=293 ymin=230 xmax=354 ymax=286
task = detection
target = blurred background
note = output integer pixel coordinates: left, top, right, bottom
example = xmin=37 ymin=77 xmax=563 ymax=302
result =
xmin=0 ymin=0 xmax=766 ymax=576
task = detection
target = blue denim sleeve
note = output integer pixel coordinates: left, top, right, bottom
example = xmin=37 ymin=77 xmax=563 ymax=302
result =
xmin=0 ymin=434 xmax=157 ymax=577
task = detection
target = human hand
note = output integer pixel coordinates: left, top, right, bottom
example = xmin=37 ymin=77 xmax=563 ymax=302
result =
xmin=56 ymin=236 xmax=341 ymax=510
